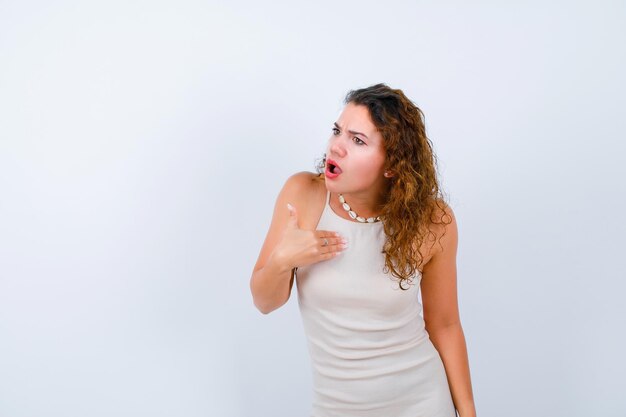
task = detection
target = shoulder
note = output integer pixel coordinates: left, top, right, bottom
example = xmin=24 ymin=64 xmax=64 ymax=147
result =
xmin=414 ymin=199 xmax=457 ymax=266
xmin=281 ymin=171 xmax=323 ymax=198
xmin=281 ymin=171 xmax=327 ymax=229
xmin=290 ymin=170 xmax=325 ymax=185
xmin=251 ymin=171 xmax=322 ymax=274
xmin=281 ymin=170 xmax=324 ymax=204
xmin=433 ymin=199 xmax=456 ymax=228
xmin=286 ymin=170 xmax=323 ymax=185
xmin=427 ymin=200 xmax=458 ymax=258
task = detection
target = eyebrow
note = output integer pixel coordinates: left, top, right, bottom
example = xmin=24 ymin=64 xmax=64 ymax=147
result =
xmin=334 ymin=122 xmax=369 ymax=140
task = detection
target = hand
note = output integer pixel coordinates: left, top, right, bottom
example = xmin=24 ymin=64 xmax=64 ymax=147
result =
xmin=273 ymin=203 xmax=348 ymax=270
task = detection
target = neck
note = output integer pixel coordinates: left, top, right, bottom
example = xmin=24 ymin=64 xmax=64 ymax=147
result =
xmin=337 ymin=191 xmax=385 ymax=220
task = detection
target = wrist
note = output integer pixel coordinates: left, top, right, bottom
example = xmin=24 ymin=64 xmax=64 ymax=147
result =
xmin=268 ymin=251 xmax=293 ymax=275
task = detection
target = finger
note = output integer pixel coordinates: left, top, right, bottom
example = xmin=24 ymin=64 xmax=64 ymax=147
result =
xmin=286 ymin=203 xmax=299 ymax=229
xmin=316 ymin=230 xmax=344 ymax=239
xmin=319 ymin=248 xmax=345 ymax=261
xmin=318 ymin=238 xmax=348 ymax=253
xmin=317 ymin=235 xmax=348 ymax=247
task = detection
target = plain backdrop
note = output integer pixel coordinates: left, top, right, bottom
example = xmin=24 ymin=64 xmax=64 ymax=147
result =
xmin=1 ymin=1 xmax=625 ymax=416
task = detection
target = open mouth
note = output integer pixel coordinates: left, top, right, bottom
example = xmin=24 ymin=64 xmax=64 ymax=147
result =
xmin=327 ymin=160 xmax=343 ymax=175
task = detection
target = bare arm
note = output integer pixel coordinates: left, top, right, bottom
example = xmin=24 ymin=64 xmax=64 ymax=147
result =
xmin=250 ymin=172 xmax=344 ymax=314
xmin=421 ymin=206 xmax=476 ymax=417
xmin=249 ymin=173 xmax=304 ymax=314
xmin=250 ymin=252 xmax=295 ymax=314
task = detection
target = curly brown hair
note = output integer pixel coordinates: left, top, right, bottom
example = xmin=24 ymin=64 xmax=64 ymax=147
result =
xmin=313 ymin=83 xmax=452 ymax=290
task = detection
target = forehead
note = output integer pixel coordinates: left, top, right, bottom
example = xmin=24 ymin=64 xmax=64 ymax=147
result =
xmin=336 ymin=103 xmax=379 ymax=136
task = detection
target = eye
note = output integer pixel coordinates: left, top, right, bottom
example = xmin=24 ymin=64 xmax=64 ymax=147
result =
xmin=353 ymin=137 xmax=365 ymax=145
xmin=332 ymin=127 xmax=340 ymax=135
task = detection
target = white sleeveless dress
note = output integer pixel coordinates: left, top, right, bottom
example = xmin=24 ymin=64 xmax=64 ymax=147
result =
xmin=295 ymin=190 xmax=457 ymax=417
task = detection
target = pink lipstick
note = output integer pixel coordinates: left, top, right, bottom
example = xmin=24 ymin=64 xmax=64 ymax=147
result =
xmin=325 ymin=159 xmax=343 ymax=179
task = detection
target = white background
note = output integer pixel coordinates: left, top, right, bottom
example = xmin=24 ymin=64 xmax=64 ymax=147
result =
xmin=1 ymin=1 xmax=625 ymax=416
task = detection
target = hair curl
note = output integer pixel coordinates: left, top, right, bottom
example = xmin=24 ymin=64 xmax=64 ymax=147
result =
xmin=313 ymin=83 xmax=452 ymax=290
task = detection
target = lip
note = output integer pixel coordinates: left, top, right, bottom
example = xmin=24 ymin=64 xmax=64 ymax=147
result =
xmin=326 ymin=158 xmax=342 ymax=171
xmin=326 ymin=158 xmax=343 ymax=172
xmin=325 ymin=158 xmax=342 ymax=179
xmin=325 ymin=164 xmax=339 ymax=179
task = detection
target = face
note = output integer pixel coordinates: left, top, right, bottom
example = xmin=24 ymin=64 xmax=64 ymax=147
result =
xmin=324 ymin=102 xmax=387 ymax=197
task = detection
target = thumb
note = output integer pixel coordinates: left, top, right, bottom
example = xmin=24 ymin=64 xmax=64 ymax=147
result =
xmin=286 ymin=203 xmax=299 ymax=229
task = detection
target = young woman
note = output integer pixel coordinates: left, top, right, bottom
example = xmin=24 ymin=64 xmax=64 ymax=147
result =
xmin=250 ymin=84 xmax=476 ymax=417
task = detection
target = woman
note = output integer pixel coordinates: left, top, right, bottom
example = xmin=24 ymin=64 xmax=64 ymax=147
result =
xmin=250 ymin=84 xmax=476 ymax=417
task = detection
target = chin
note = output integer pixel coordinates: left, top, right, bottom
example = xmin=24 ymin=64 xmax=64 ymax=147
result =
xmin=323 ymin=180 xmax=339 ymax=192
xmin=324 ymin=183 xmax=348 ymax=195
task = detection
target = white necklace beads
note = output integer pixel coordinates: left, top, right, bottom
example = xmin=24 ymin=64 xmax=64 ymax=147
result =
xmin=338 ymin=194 xmax=382 ymax=223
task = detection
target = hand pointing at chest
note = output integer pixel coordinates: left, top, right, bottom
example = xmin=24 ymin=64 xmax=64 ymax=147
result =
xmin=272 ymin=203 xmax=348 ymax=270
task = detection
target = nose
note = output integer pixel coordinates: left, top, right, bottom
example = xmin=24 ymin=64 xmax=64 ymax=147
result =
xmin=329 ymin=134 xmax=347 ymax=158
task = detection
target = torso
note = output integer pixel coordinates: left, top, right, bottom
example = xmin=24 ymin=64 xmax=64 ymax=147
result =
xmin=297 ymin=172 xmax=440 ymax=273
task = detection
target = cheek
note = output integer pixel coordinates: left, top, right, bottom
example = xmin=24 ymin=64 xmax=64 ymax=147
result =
xmin=368 ymin=150 xmax=386 ymax=166
xmin=356 ymin=154 xmax=384 ymax=175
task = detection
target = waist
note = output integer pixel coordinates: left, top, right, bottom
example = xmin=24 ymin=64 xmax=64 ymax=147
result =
xmin=308 ymin=336 xmax=441 ymax=410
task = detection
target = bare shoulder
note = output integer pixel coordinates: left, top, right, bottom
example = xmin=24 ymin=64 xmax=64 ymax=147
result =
xmin=415 ymin=200 xmax=457 ymax=268
xmin=283 ymin=171 xmax=323 ymax=205
xmin=287 ymin=170 xmax=323 ymax=188
xmin=425 ymin=200 xmax=458 ymax=261
xmin=251 ymin=171 xmax=321 ymax=273
xmin=289 ymin=171 xmax=327 ymax=227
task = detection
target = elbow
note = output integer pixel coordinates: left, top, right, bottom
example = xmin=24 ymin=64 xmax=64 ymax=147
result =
xmin=254 ymin=301 xmax=272 ymax=315
xmin=425 ymin=320 xmax=463 ymax=335
xmin=250 ymin=288 xmax=275 ymax=315
xmin=251 ymin=295 xmax=286 ymax=315
xmin=250 ymin=281 xmax=270 ymax=314
xmin=249 ymin=274 xmax=289 ymax=315
xmin=253 ymin=298 xmax=284 ymax=315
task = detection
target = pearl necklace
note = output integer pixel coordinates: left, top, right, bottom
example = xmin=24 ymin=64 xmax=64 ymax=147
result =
xmin=338 ymin=194 xmax=382 ymax=223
